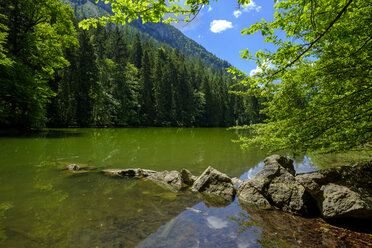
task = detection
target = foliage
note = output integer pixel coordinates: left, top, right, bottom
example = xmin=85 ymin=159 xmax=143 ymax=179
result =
xmin=46 ymin=21 xmax=261 ymax=127
xmin=0 ymin=0 xmax=263 ymax=129
xmin=78 ymin=0 xmax=203 ymax=28
xmin=64 ymin=0 xmax=231 ymax=71
xmin=232 ymin=0 xmax=372 ymax=154
xmin=0 ymin=14 xmax=12 ymax=66
xmin=0 ymin=0 xmax=78 ymax=128
xmin=85 ymin=0 xmax=371 ymax=153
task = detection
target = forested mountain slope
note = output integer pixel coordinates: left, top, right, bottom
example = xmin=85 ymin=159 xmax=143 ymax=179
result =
xmin=0 ymin=0 xmax=263 ymax=128
xmin=46 ymin=24 xmax=263 ymax=127
xmin=130 ymin=21 xmax=231 ymax=71
xmin=62 ymin=0 xmax=231 ymax=71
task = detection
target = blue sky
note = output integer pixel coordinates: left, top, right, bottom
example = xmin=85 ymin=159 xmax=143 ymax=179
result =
xmin=175 ymin=0 xmax=278 ymax=75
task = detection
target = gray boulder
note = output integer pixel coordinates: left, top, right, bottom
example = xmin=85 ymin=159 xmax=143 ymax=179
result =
xmin=147 ymin=169 xmax=198 ymax=191
xmin=268 ymin=176 xmax=311 ymax=214
xmin=237 ymin=179 xmax=271 ymax=209
xmin=264 ymin=154 xmax=296 ymax=176
xmin=296 ymin=161 xmax=372 ymax=219
xmin=180 ymin=168 xmax=197 ymax=186
xmin=238 ymin=155 xmax=313 ymax=215
xmin=192 ymin=166 xmax=236 ymax=204
xmin=148 ymin=170 xmax=183 ymax=191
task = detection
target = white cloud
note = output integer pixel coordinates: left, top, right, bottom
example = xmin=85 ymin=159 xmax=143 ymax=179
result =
xmin=198 ymin=35 xmax=201 ymax=39
xmin=250 ymin=62 xmax=274 ymax=77
xmin=208 ymin=6 xmax=212 ymax=12
xmin=249 ymin=66 xmax=262 ymax=77
xmin=210 ymin=20 xmax=233 ymax=33
xmin=233 ymin=0 xmax=262 ymax=18
xmin=233 ymin=10 xmax=242 ymax=18
xmin=206 ymin=216 xmax=229 ymax=229
xmin=243 ymin=0 xmax=262 ymax=12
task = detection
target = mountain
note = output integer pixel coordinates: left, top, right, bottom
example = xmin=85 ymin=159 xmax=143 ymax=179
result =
xmin=130 ymin=21 xmax=231 ymax=71
xmin=62 ymin=0 xmax=231 ymax=71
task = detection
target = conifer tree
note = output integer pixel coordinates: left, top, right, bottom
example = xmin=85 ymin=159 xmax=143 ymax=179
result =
xmin=131 ymin=33 xmax=143 ymax=69
xmin=76 ymin=29 xmax=99 ymax=127
xmin=140 ymin=50 xmax=155 ymax=125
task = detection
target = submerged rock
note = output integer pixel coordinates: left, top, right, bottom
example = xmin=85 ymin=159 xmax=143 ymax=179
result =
xmin=296 ymin=161 xmax=372 ymax=219
xmin=103 ymin=168 xmax=197 ymax=192
xmin=198 ymin=193 xmax=233 ymax=208
xmin=238 ymin=155 xmax=313 ymax=215
xmin=59 ymin=162 xmax=95 ymax=174
xmin=191 ymin=166 xmax=236 ymax=204
xmin=102 ymin=168 xmax=157 ymax=178
xmin=239 ymin=205 xmax=372 ymax=248
xmin=67 ymin=164 xmax=80 ymax=171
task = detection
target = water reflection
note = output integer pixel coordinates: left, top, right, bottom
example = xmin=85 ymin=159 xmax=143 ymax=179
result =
xmin=0 ymin=128 xmax=268 ymax=176
xmin=136 ymin=154 xmax=369 ymax=248
xmin=0 ymin=129 xmax=85 ymax=139
xmin=0 ymin=128 xmax=370 ymax=247
xmin=137 ymin=198 xmax=263 ymax=248
xmin=206 ymin=216 xmax=229 ymax=229
xmin=239 ymin=155 xmax=318 ymax=182
xmin=137 ymin=192 xmax=365 ymax=248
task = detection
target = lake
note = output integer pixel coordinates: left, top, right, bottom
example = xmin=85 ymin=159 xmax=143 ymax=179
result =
xmin=0 ymin=128 xmax=368 ymax=247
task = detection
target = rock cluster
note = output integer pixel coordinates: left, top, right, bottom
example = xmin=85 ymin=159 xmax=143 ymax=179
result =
xmin=238 ymin=155 xmax=372 ymax=220
xmin=296 ymin=161 xmax=372 ymax=219
xmin=102 ymin=155 xmax=372 ymax=220
xmin=238 ymin=155 xmax=314 ymax=215
xmin=103 ymin=166 xmax=237 ymax=206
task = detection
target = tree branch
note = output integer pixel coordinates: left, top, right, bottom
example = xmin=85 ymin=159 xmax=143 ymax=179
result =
xmin=270 ymin=0 xmax=354 ymax=77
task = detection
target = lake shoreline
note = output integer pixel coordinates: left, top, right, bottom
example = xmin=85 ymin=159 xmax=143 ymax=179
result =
xmin=94 ymin=154 xmax=372 ymax=235
xmin=1 ymin=128 xmax=371 ymax=247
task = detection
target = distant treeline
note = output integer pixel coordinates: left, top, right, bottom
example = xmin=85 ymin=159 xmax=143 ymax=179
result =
xmin=0 ymin=1 xmax=265 ymax=128
xmin=47 ymin=25 xmax=265 ymax=127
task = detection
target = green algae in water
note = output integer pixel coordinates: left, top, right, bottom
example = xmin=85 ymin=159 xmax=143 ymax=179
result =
xmin=0 ymin=128 xmax=370 ymax=247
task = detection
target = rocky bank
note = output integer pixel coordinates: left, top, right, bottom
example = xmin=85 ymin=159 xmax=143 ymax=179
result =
xmin=99 ymin=155 xmax=372 ymax=221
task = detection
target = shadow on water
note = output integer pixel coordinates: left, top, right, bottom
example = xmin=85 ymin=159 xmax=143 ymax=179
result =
xmin=0 ymin=129 xmax=85 ymax=139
